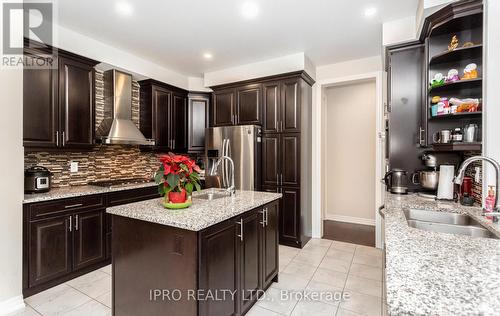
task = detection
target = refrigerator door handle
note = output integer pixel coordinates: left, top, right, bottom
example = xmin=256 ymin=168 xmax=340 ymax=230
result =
xmin=224 ymin=138 xmax=231 ymax=189
xmin=221 ymin=138 xmax=227 ymax=188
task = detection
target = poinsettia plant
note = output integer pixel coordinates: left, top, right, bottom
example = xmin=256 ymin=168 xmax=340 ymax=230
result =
xmin=154 ymin=153 xmax=202 ymax=197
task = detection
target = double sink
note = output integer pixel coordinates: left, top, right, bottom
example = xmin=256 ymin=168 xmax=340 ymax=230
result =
xmin=404 ymin=208 xmax=497 ymax=239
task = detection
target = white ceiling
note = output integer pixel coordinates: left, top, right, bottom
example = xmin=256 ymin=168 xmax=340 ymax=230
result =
xmin=54 ymin=0 xmax=418 ymax=76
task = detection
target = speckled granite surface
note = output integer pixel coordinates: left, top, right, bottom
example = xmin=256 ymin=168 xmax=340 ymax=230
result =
xmin=23 ymin=181 xmax=157 ymax=204
xmin=106 ymin=189 xmax=282 ymax=231
xmin=383 ymin=193 xmax=500 ymax=316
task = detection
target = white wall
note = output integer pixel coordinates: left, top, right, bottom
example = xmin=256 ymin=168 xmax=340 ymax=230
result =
xmin=50 ymin=24 xmax=190 ymax=89
xmin=484 ymin=0 xmax=500 ymax=193
xmin=0 ymin=1 xmax=24 ymax=310
xmin=323 ymin=80 xmax=377 ymax=225
xmin=204 ymin=52 xmax=313 ymax=87
xmin=383 ymin=16 xmax=417 ymax=46
xmin=316 ymin=56 xmax=382 ymax=82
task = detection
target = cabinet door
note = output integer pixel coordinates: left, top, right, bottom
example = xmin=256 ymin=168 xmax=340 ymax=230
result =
xmin=199 ymin=219 xmax=238 ymax=316
xmin=262 ymin=82 xmax=280 ymax=133
xmin=23 ymin=50 xmax=59 ymax=148
xmin=171 ymin=93 xmax=188 ymax=152
xmin=262 ymin=202 xmax=279 ymax=288
xmin=261 ymin=135 xmax=280 ymax=187
xmin=281 ymin=134 xmax=300 ymax=187
xmin=280 ymin=188 xmax=301 ymax=246
xmin=238 ymin=210 xmax=261 ymax=314
xmin=152 ymin=87 xmax=171 ymax=147
xmin=212 ymin=89 xmax=235 ymax=127
xmin=188 ymin=96 xmax=209 ymax=152
xmin=59 ymin=56 xmax=95 ymax=148
xmin=280 ymin=79 xmax=301 ymax=133
xmin=29 ymin=216 xmax=72 ymax=287
xmin=236 ymin=84 xmax=262 ymax=125
xmin=73 ymin=210 xmax=105 ymax=271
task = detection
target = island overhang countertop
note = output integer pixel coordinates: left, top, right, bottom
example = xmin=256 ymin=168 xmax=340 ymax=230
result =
xmin=106 ymin=189 xmax=282 ymax=231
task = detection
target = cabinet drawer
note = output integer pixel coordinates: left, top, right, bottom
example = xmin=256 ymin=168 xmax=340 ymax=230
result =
xmin=107 ymin=186 xmax=159 ymax=207
xmin=28 ymin=195 xmax=105 ymax=220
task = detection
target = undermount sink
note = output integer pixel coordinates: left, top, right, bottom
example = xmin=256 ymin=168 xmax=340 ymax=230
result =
xmin=195 ymin=189 xmax=232 ymax=201
xmin=404 ymin=208 xmax=497 ymax=239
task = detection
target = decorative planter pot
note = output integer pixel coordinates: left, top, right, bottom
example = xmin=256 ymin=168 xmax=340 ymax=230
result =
xmin=168 ymin=189 xmax=187 ymax=203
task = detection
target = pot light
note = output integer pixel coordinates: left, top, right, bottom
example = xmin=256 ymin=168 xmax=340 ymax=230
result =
xmin=364 ymin=7 xmax=377 ymax=17
xmin=203 ymin=53 xmax=213 ymax=60
xmin=241 ymin=2 xmax=259 ymax=19
xmin=115 ymin=2 xmax=133 ymax=16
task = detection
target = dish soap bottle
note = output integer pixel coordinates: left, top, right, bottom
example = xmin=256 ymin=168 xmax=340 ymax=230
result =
xmin=484 ymin=186 xmax=496 ymax=220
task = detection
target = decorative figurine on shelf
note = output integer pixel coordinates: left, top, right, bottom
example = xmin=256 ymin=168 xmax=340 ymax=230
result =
xmin=430 ymin=73 xmax=445 ymax=88
xmin=448 ymin=35 xmax=459 ymax=51
xmin=446 ymin=69 xmax=460 ymax=83
xmin=462 ymin=63 xmax=478 ymax=80
xmin=462 ymin=41 xmax=474 ymax=48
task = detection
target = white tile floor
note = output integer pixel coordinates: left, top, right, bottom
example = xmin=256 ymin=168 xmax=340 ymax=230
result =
xmin=11 ymin=239 xmax=383 ymax=316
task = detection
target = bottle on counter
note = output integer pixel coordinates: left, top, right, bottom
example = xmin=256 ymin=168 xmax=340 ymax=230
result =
xmin=484 ymin=185 xmax=496 ymax=220
xmin=452 ymin=128 xmax=463 ymax=142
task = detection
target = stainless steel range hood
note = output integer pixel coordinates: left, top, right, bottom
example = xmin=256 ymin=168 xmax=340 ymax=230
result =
xmin=96 ymin=69 xmax=155 ymax=146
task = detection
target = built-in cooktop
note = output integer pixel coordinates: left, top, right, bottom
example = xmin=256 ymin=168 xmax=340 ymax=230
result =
xmin=88 ymin=178 xmax=154 ymax=188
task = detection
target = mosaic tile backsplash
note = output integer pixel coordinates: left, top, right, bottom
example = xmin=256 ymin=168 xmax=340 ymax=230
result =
xmin=24 ymin=69 xmax=161 ymax=188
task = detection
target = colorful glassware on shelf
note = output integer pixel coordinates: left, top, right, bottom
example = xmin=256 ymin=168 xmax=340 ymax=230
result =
xmin=448 ymin=35 xmax=459 ymax=51
xmin=430 ymin=73 xmax=445 ymax=88
xmin=462 ymin=63 xmax=478 ymax=80
xmin=446 ymin=69 xmax=460 ymax=83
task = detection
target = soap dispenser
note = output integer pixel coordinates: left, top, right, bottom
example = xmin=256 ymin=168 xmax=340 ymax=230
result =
xmin=484 ymin=185 xmax=496 ymax=220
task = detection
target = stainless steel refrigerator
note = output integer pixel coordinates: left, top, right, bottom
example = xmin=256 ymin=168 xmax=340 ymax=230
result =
xmin=204 ymin=125 xmax=262 ymax=191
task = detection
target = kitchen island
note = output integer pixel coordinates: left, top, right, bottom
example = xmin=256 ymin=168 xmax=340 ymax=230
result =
xmin=107 ymin=189 xmax=282 ymax=316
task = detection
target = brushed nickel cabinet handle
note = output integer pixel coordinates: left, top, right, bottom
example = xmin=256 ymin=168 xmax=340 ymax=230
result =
xmin=75 ymin=214 xmax=79 ymax=231
xmin=56 ymin=131 xmax=59 ymax=147
xmin=258 ymin=210 xmax=265 ymax=227
xmin=236 ymin=219 xmax=243 ymax=241
xmin=69 ymin=216 xmax=72 ymax=232
xmin=62 ymin=131 xmax=65 ymax=147
xmin=64 ymin=203 xmax=83 ymax=209
xmin=264 ymin=207 xmax=268 ymax=226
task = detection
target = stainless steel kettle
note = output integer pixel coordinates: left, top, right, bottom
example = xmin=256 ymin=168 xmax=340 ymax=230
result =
xmin=383 ymin=169 xmax=408 ymax=194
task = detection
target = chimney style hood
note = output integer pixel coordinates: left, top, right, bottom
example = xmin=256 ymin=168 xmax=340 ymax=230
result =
xmin=96 ymin=70 xmax=155 ymax=146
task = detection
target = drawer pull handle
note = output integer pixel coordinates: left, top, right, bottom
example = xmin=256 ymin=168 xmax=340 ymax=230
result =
xmin=64 ymin=203 xmax=83 ymax=209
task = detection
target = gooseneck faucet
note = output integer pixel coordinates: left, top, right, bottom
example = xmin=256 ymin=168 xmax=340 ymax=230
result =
xmin=210 ymin=155 xmax=236 ymax=196
xmin=454 ymin=156 xmax=500 ymax=216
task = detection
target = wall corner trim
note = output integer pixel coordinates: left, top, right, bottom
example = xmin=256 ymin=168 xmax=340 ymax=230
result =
xmin=324 ymin=214 xmax=376 ymax=226
xmin=0 ymin=295 xmax=25 ymax=316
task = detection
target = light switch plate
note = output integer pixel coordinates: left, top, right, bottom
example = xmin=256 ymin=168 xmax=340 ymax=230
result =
xmin=70 ymin=161 xmax=79 ymax=173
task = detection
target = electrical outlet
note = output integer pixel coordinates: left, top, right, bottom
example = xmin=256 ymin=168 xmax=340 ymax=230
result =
xmin=70 ymin=161 xmax=79 ymax=173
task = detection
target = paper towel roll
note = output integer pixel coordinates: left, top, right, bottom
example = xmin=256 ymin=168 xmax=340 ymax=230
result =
xmin=437 ymin=165 xmax=455 ymax=200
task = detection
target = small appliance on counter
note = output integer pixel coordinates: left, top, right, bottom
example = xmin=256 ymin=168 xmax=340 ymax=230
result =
xmin=24 ymin=166 xmax=52 ymax=193
xmin=436 ymin=165 xmax=455 ymax=200
xmin=383 ymin=169 xmax=408 ymax=194
xmin=414 ymin=154 xmax=439 ymax=199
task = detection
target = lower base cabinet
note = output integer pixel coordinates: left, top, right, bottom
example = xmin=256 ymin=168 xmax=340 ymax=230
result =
xmin=199 ymin=200 xmax=279 ymax=316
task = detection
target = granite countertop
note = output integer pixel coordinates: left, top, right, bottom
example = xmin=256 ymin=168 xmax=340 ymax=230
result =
xmin=106 ymin=189 xmax=282 ymax=231
xmin=23 ymin=181 xmax=158 ymax=204
xmin=383 ymin=193 xmax=500 ymax=316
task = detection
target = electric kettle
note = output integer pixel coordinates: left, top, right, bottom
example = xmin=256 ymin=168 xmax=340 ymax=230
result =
xmin=383 ymin=169 xmax=409 ymax=194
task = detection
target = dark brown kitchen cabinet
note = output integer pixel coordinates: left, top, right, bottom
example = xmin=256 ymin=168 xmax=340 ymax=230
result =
xmin=211 ymin=88 xmax=236 ymax=126
xmin=188 ymin=93 xmax=210 ymax=153
xmin=139 ymin=80 xmax=188 ymax=152
xmin=28 ymin=215 xmax=72 ymax=288
xmin=262 ymin=82 xmax=280 ymax=133
xmin=262 ymin=134 xmax=300 ymax=188
xmin=23 ymin=43 xmax=98 ymax=149
xmin=236 ymin=84 xmax=262 ymax=125
xmin=198 ymin=216 xmax=238 ymax=316
xmin=238 ymin=209 xmax=262 ymax=315
xmin=73 ymin=210 xmax=105 ymax=271
xmin=279 ymin=188 xmax=301 ymax=246
xmin=260 ymin=201 xmax=279 ymax=289
xmin=58 ymin=56 xmax=95 ymax=148
xmin=280 ymin=78 xmax=301 ymax=133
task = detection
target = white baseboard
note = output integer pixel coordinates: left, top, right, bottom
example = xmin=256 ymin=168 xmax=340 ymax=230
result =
xmin=325 ymin=214 xmax=376 ymax=226
xmin=0 ymin=295 xmax=25 ymax=316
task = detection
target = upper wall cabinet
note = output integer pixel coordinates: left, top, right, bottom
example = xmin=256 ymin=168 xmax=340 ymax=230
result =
xmin=23 ymin=43 xmax=98 ymax=150
xmin=139 ymin=80 xmax=188 ymax=152
xmin=210 ymin=84 xmax=262 ymax=127
xmin=188 ymin=93 xmax=210 ymax=153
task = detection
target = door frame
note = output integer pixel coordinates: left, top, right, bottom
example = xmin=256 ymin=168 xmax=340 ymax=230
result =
xmin=312 ymin=71 xmax=385 ymax=249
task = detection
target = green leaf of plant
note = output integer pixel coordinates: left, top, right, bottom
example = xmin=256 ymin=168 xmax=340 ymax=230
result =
xmin=166 ymin=173 xmax=180 ymax=188
xmin=154 ymin=166 xmax=164 ymax=184
xmin=194 ymin=181 xmax=201 ymax=192
xmin=185 ymin=182 xmax=194 ymax=194
xmin=157 ymin=182 xmax=166 ymax=196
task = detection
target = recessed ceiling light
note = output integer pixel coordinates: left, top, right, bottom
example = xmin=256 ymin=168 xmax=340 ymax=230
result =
xmin=364 ymin=7 xmax=377 ymax=17
xmin=115 ymin=2 xmax=133 ymax=16
xmin=203 ymin=53 xmax=213 ymax=60
xmin=241 ymin=2 xmax=259 ymax=19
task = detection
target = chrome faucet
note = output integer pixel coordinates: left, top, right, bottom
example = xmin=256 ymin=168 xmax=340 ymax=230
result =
xmin=210 ymin=155 xmax=236 ymax=196
xmin=454 ymin=156 xmax=500 ymax=217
